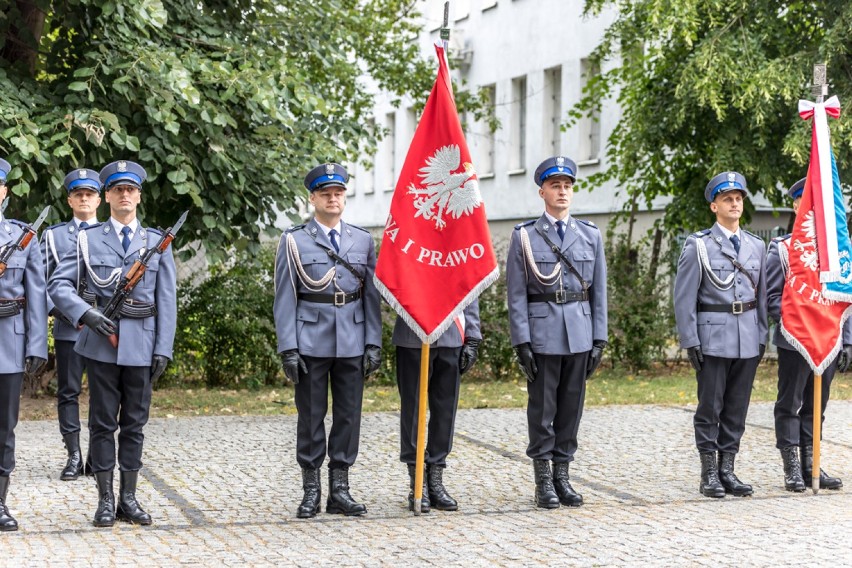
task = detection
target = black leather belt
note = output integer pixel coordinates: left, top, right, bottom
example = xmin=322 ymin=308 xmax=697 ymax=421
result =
xmin=0 ymin=297 xmax=25 ymax=318
xmin=298 ymin=290 xmax=361 ymax=306
xmin=528 ymin=290 xmax=588 ymax=304
xmin=698 ymin=300 xmax=757 ymax=315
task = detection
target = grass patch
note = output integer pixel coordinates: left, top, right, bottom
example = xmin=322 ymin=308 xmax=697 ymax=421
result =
xmin=19 ymin=360 xmax=852 ymax=421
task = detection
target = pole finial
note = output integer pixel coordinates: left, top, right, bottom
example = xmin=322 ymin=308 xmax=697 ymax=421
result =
xmin=812 ymin=63 xmax=828 ymax=103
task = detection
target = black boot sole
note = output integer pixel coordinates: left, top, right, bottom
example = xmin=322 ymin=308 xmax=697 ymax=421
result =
xmin=723 ymin=488 xmax=753 ymax=497
xmin=699 ymin=486 xmax=726 ymax=498
xmin=0 ymin=525 xmax=19 ymax=532
xmin=785 ymin=484 xmax=806 ymax=492
xmin=93 ymin=518 xmax=115 ymax=528
xmin=60 ymin=469 xmax=84 ymax=481
xmin=116 ymin=509 xmax=152 ymax=525
xmin=326 ymin=502 xmax=367 ymax=516
xmin=296 ymin=504 xmax=320 ymax=518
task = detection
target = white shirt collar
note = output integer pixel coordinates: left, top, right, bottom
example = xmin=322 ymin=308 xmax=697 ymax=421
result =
xmin=544 ymin=212 xmax=570 ymax=227
xmin=110 ymin=217 xmax=139 ymax=236
xmin=74 ymin=217 xmax=97 ymax=228
xmin=715 ymin=223 xmax=741 ymax=241
xmin=315 ymin=219 xmax=342 ymax=240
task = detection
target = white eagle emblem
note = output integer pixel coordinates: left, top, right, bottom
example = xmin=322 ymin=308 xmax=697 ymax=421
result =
xmin=407 ymin=145 xmax=482 ymax=230
xmin=793 ymin=210 xmax=819 ymax=272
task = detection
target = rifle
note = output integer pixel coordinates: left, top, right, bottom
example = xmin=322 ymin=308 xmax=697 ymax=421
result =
xmin=102 ymin=211 xmax=188 ymax=348
xmin=0 ymin=205 xmax=51 ymax=277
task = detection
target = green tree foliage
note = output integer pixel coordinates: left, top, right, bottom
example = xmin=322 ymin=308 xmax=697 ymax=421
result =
xmin=0 ymin=0 xmax=436 ymax=261
xmin=575 ymin=0 xmax=852 ymax=235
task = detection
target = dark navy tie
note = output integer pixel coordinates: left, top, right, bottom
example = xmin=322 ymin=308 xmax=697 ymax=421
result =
xmin=79 ymin=221 xmax=89 ymax=230
xmin=121 ymin=226 xmax=131 ymax=252
xmin=556 ymin=220 xmax=566 ymax=242
xmin=329 ymin=229 xmax=340 ymax=253
xmin=730 ymin=234 xmax=740 ymax=254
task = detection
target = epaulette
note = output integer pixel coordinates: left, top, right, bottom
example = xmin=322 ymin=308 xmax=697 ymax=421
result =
xmin=577 ymin=219 xmax=599 ymax=230
xmin=346 ymin=223 xmax=370 ymax=235
xmin=285 ymin=224 xmax=306 ymax=234
xmin=80 ymin=222 xmax=103 ymax=230
xmin=8 ymin=219 xmax=27 ymax=228
xmin=742 ymin=229 xmax=762 ymax=240
xmin=772 ymin=234 xmax=791 ymax=243
xmin=692 ymin=229 xmax=712 ymax=238
xmin=46 ymin=222 xmax=66 ymax=231
xmin=514 ymin=219 xmax=536 ymax=230
xmin=146 ymin=227 xmax=163 ymax=236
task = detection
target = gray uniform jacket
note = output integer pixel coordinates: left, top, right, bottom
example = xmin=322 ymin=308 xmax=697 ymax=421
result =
xmin=0 ymin=218 xmax=48 ymax=373
xmin=42 ymin=221 xmax=89 ymax=342
xmin=766 ymin=235 xmax=852 ymax=350
xmin=392 ymin=299 xmax=482 ymax=349
xmin=674 ymin=223 xmax=768 ymax=358
xmin=274 ymin=218 xmax=381 ymax=358
xmin=47 ymin=222 xmax=177 ymax=366
xmin=506 ymin=214 xmax=608 ymax=355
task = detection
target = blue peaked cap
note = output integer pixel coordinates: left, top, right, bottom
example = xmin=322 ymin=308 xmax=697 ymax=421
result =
xmin=534 ymin=156 xmax=577 ymax=186
xmin=0 ymin=158 xmax=10 ymax=182
xmin=304 ymin=162 xmax=349 ymax=192
xmin=99 ymin=160 xmax=147 ymax=190
xmin=63 ymin=168 xmax=102 ymax=194
xmin=787 ymin=177 xmax=806 ymax=200
xmin=704 ymin=171 xmax=748 ymax=202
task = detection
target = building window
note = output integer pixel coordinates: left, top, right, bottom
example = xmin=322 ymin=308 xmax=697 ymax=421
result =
xmin=543 ymin=66 xmax=562 ymax=157
xmin=578 ymin=59 xmax=601 ymax=161
xmin=383 ymin=111 xmax=396 ymax=191
xmin=362 ymin=118 xmax=375 ymax=194
xmin=510 ymin=75 xmax=527 ymax=171
xmin=479 ymin=84 xmax=496 ymax=175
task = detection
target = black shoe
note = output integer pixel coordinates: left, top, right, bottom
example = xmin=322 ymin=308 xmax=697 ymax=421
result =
xmin=93 ymin=471 xmax=116 ymax=527
xmin=60 ymin=432 xmax=84 ymax=481
xmin=801 ymin=446 xmax=843 ymax=490
xmin=0 ymin=476 xmax=18 ymax=532
xmin=718 ymin=452 xmax=753 ymax=497
xmin=84 ymin=451 xmax=94 ymax=477
xmin=297 ymin=468 xmax=321 ymax=518
xmin=552 ymin=462 xmax=583 ymax=507
xmin=699 ymin=452 xmax=725 ymax=498
xmin=407 ymin=464 xmax=430 ymax=513
xmin=780 ymin=447 xmax=806 ymax=492
xmin=533 ymin=459 xmax=559 ymax=509
xmin=427 ymin=465 xmax=457 ymax=511
xmin=326 ymin=467 xmax=367 ymax=516
xmin=115 ymin=470 xmax=152 ymax=525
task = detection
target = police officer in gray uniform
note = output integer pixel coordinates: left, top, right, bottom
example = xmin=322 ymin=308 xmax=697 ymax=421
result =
xmin=506 ymin=156 xmax=608 ymax=509
xmin=674 ymin=171 xmax=768 ymax=498
xmin=767 ymin=177 xmax=848 ymax=492
xmin=273 ymin=163 xmax=382 ymax=518
xmin=42 ymin=168 xmax=102 ymax=480
xmin=393 ymin=301 xmax=481 ymax=512
xmin=0 ymin=157 xmax=48 ymax=531
xmin=48 ymin=160 xmax=177 ymax=527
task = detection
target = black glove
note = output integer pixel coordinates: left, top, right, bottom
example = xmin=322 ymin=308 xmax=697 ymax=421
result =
xmin=687 ymin=346 xmax=703 ymax=372
xmin=459 ymin=338 xmax=481 ymax=375
xmin=363 ymin=344 xmax=382 ymax=379
xmin=80 ymin=308 xmax=116 ymax=337
xmin=837 ymin=344 xmax=852 ymax=373
xmin=151 ymin=355 xmax=169 ymax=386
xmin=586 ymin=340 xmax=607 ymax=379
xmin=281 ymin=350 xmax=307 ymax=385
xmin=514 ymin=343 xmax=538 ymax=382
xmin=24 ymin=356 xmax=46 ymax=378
xmin=758 ymin=343 xmax=766 ymax=362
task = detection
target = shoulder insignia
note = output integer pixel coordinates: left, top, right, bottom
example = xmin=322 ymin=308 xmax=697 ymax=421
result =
xmin=345 ymin=223 xmax=370 ymax=235
xmin=8 ymin=219 xmax=27 ymax=228
xmin=46 ymin=222 xmax=66 ymax=231
xmin=285 ymin=224 xmax=306 ymax=234
xmin=577 ymin=219 xmax=599 ymax=230
xmin=514 ymin=219 xmax=536 ymax=230
xmin=146 ymin=227 xmax=163 ymax=236
xmin=772 ymin=234 xmax=791 ymax=243
xmin=692 ymin=229 xmax=712 ymax=237
xmin=742 ymin=229 xmax=762 ymax=240
xmin=80 ymin=222 xmax=103 ymax=230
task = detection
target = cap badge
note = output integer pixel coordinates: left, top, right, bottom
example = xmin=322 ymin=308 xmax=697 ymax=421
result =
xmin=556 ymin=157 xmax=565 ymax=166
xmin=118 ymin=161 xmax=127 ymax=172
xmin=78 ymin=170 xmax=87 ymax=179
xmin=325 ymin=164 xmax=335 ymax=177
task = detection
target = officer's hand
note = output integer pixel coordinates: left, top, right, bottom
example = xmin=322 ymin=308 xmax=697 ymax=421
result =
xmin=459 ymin=338 xmax=481 ymax=375
xmin=686 ymin=346 xmax=704 ymax=372
xmin=363 ymin=344 xmax=382 ymax=379
xmin=24 ymin=356 xmax=46 ymax=378
xmin=758 ymin=343 xmax=766 ymax=362
xmin=151 ymin=355 xmax=169 ymax=386
xmin=281 ymin=350 xmax=307 ymax=385
xmin=80 ymin=308 xmax=116 ymax=337
xmin=837 ymin=344 xmax=852 ymax=373
xmin=514 ymin=343 xmax=538 ymax=383
xmin=586 ymin=340 xmax=607 ymax=379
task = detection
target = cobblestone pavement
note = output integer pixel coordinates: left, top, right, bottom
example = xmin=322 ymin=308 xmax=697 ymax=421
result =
xmin=3 ymin=401 xmax=852 ymax=567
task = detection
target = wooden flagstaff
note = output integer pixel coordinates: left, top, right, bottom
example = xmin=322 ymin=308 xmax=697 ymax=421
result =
xmin=413 ymin=1 xmax=452 ymax=516
xmin=811 ymin=62 xmax=828 ymax=495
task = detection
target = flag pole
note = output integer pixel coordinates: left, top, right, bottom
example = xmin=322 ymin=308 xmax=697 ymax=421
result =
xmin=810 ymin=62 xmax=828 ymax=495
xmin=413 ymin=0 xmax=451 ymax=518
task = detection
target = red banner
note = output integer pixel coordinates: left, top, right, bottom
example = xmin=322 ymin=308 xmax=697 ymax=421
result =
xmin=374 ymin=44 xmax=498 ymax=343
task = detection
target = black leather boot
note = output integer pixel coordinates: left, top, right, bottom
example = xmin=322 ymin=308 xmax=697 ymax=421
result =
xmin=84 ymin=449 xmax=93 ymax=477
xmin=116 ymin=470 xmax=152 ymax=525
xmin=407 ymin=464 xmax=430 ymax=513
xmin=780 ymin=447 xmax=806 ymax=492
xmin=533 ymin=459 xmax=559 ymax=509
xmin=427 ymin=464 xmax=457 ymax=511
xmin=297 ymin=468 xmax=321 ymax=518
xmin=0 ymin=476 xmax=18 ymax=532
xmin=801 ymin=445 xmax=843 ymax=490
xmin=699 ymin=452 xmax=725 ymax=498
xmin=60 ymin=432 xmax=84 ymax=481
xmin=326 ymin=467 xmax=367 ymax=516
xmin=718 ymin=451 xmax=753 ymax=496
xmin=552 ymin=462 xmax=583 ymax=507
xmin=93 ymin=471 xmax=116 ymax=527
